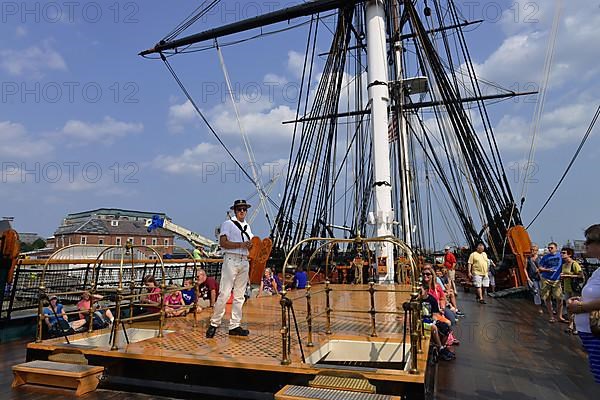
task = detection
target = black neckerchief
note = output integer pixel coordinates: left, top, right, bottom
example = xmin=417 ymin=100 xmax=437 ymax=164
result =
xmin=231 ymin=219 xmax=250 ymax=241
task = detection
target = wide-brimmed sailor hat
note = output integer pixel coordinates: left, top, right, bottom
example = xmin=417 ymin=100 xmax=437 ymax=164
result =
xmin=230 ymin=199 xmax=252 ymax=210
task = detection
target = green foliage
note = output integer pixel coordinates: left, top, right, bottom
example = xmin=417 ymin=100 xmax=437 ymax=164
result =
xmin=20 ymin=238 xmax=46 ymax=253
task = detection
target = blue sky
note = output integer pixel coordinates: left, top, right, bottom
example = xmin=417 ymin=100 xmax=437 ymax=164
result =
xmin=1 ymin=0 xmax=598 ymax=250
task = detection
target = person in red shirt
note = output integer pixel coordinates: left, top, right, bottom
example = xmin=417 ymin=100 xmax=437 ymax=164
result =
xmin=443 ymin=246 xmax=457 ymax=294
xmin=196 ymin=268 xmax=219 ymax=310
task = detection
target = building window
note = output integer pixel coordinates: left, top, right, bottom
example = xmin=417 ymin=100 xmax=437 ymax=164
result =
xmin=141 ymin=238 xmax=147 ymax=246
xmin=98 ymin=238 xmax=104 ymax=245
xmin=111 ymin=220 xmax=119 ymax=227
xmin=80 ymin=236 xmax=87 ymax=245
xmin=127 ymin=237 xmax=134 ymax=245
xmin=115 ymin=237 xmax=122 ymax=246
xmin=151 ymin=238 xmax=157 ymax=246
xmin=164 ymin=239 xmax=169 ymax=246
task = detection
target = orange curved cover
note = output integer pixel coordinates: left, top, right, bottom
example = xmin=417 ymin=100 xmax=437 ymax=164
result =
xmin=248 ymin=237 xmax=273 ymax=285
xmin=1 ymin=229 xmax=20 ymax=283
xmin=507 ymin=225 xmax=532 ymax=286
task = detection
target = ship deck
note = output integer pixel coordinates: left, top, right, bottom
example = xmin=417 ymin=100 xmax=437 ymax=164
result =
xmin=22 ymin=284 xmax=432 ymax=399
xmin=4 ymin=285 xmax=598 ymax=399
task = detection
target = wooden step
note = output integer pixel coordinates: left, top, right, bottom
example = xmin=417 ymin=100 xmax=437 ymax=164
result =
xmin=309 ymin=374 xmax=375 ymax=393
xmin=275 ymin=385 xmax=402 ymax=400
xmin=12 ymin=360 xmax=104 ymax=396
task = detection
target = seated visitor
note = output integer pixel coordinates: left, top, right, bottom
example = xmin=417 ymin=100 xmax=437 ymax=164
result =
xmin=196 ymin=269 xmax=219 ymax=310
xmin=165 ymin=286 xmax=186 ymax=317
xmin=258 ymin=268 xmax=278 ymax=297
xmin=420 ymin=284 xmax=456 ymax=361
xmin=181 ymin=278 xmax=197 ymax=306
xmin=44 ymin=295 xmax=86 ymax=336
xmin=140 ymin=275 xmax=162 ymax=314
xmin=77 ymin=291 xmax=114 ymax=329
xmin=294 ymin=266 xmax=308 ymax=289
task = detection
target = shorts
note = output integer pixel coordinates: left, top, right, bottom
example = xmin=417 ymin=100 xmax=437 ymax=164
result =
xmin=197 ymin=299 xmax=211 ymax=308
xmin=540 ymin=278 xmax=562 ymax=301
xmin=473 ymin=274 xmax=490 ymax=288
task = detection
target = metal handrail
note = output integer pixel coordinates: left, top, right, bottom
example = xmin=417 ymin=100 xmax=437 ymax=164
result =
xmin=34 ymin=244 xmax=203 ymax=349
xmin=278 ymin=235 xmax=422 ymax=374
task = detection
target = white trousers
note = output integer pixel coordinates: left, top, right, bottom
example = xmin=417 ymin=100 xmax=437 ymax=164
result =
xmin=210 ymin=254 xmax=249 ymax=330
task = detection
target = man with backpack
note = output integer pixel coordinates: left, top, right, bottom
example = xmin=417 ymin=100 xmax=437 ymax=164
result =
xmin=206 ymin=200 xmax=254 ymax=338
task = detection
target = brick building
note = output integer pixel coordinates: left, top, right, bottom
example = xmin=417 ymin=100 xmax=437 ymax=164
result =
xmin=53 ymin=208 xmax=175 ymax=258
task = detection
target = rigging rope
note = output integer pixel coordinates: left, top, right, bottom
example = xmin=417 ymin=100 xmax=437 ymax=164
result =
xmin=159 ymin=53 xmax=279 ymax=212
xmin=215 ymin=41 xmax=271 ymax=225
xmin=519 ymin=0 xmax=563 ymax=208
xmin=527 ymin=105 xmax=600 ymax=229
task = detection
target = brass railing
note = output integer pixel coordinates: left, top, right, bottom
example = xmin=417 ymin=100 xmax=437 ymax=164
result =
xmin=279 ymin=235 xmax=423 ymax=374
xmin=35 ymin=244 xmax=212 ymax=349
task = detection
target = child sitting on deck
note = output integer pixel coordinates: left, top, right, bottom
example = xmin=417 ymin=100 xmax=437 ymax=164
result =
xmin=165 ymin=286 xmax=186 ymax=317
xmin=181 ymin=278 xmax=196 ymax=307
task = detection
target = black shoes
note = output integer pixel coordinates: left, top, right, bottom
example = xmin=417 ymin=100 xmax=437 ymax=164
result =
xmin=206 ymin=325 xmax=217 ymax=338
xmin=228 ymin=327 xmax=250 ymax=336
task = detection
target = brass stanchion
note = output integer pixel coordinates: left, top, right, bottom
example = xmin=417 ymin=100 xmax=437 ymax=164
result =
xmin=36 ymin=286 xmax=46 ymax=343
xmin=305 ymin=283 xmax=314 ymax=347
xmin=111 ymin=288 xmax=123 ymax=351
xmin=158 ymin=283 xmax=166 ymax=338
xmin=280 ymin=294 xmax=291 ymax=365
xmin=325 ymin=280 xmax=332 ymax=335
xmin=368 ymin=282 xmax=377 ymax=337
xmin=409 ymin=294 xmax=420 ymax=374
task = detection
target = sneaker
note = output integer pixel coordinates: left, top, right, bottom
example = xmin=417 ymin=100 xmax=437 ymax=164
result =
xmin=206 ymin=325 xmax=217 ymax=338
xmin=456 ymin=311 xmax=465 ymax=317
xmin=440 ymin=347 xmax=455 ymax=360
xmin=229 ymin=326 xmax=250 ymax=336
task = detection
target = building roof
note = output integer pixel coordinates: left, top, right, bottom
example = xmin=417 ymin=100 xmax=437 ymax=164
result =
xmin=65 ymin=208 xmax=168 ymax=221
xmin=55 ymin=218 xmax=172 ymax=237
xmin=0 ymin=219 xmax=12 ymax=234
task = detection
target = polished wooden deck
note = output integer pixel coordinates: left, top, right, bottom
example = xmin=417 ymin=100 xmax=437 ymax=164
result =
xmin=437 ymin=292 xmax=598 ymax=400
xmin=27 ymin=284 xmax=428 ymax=386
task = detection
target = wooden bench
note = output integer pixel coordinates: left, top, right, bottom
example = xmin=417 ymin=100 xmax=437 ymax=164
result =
xmin=12 ymin=360 xmax=104 ymax=396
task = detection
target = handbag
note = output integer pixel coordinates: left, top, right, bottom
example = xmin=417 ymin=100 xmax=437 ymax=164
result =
xmin=590 ymin=310 xmax=600 ymax=337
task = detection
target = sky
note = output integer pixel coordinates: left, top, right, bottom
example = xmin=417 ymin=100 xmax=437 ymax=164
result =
xmin=0 ymin=0 xmax=598 ymax=250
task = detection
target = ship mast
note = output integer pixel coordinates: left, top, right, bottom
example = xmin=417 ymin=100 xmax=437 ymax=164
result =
xmin=365 ymin=0 xmax=395 ymax=282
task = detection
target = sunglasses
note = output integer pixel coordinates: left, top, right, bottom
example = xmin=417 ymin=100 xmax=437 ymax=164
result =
xmin=561 ymin=251 xmax=568 ymax=254
xmin=422 ymin=272 xmax=432 ymax=276
xmin=235 ymin=208 xmax=248 ymax=212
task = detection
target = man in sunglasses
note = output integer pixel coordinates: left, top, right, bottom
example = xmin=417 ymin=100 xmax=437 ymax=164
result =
xmin=206 ymin=200 xmax=254 ymax=338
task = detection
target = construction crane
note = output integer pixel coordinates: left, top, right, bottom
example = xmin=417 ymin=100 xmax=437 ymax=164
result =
xmin=145 ymin=215 xmax=219 ymax=256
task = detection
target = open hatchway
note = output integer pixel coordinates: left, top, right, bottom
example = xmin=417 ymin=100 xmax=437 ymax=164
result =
xmin=306 ymin=339 xmax=412 ymax=371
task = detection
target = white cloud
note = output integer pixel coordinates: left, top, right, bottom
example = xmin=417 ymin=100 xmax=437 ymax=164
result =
xmin=287 ymin=50 xmax=305 ymax=79
xmin=0 ymin=41 xmax=67 ymax=77
xmin=494 ymin=101 xmax=598 ymax=152
xmin=167 ymin=100 xmax=198 ymax=133
xmin=15 ymin=26 xmax=27 ymax=37
xmin=153 ymin=142 xmax=226 ymax=174
xmin=264 ymin=73 xmax=288 ymax=85
xmin=0 ymin=121 xmax=53 ymax=158
xmin=58 ymin=116 xmax=143 ymax=145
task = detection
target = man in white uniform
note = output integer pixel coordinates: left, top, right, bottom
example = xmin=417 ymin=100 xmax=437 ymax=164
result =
xmin=206 ymin=200 xmax=253 ymax=338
